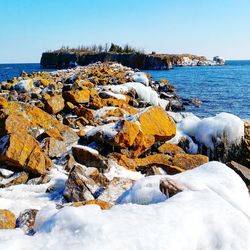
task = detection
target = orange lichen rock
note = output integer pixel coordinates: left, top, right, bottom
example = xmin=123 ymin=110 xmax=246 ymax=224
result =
xmin=158 ymin=143 xmax=185 ymax=155
xmin=63 ymin=88 xmax=90 ymax=104
xmin=171 ymin=153 xmax=209 ymax=170
xmin=109 ymin=153 xmax=184 ymax=174
xmin=71 ymin=200 xmax=112 ymax=210
xmin=0 ymin=132 xmax=52 ymax=176
xmin=0 ymin=210 xmax=16 ymax=229
xmin=114 ymin=106 xmax=176 ymax=157
xmin=0 ymin=99 xmax=78 ymax=145
xmin=44 ymin=94 xmax=65 ymax=114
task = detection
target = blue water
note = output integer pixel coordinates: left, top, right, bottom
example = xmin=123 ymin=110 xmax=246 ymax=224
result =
xmin=0 ymin=63 xmax=52 ymax=82
xmin=0 ymin=61 xmax=250 ymax=119
xmin=145 ymin=60 xmax=250 ymax=119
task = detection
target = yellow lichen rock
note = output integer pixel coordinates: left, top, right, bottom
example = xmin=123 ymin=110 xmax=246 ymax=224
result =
xmin=0 ymin=132 xmax=52 ymax=176
xmin=0 ymin=210 xmax=16 ymax=229
xmin=114 ymin=106 xmax=176 ymax=157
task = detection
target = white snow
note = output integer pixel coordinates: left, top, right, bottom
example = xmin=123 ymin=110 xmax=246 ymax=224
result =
xmin=99 ymin=91 xmax=127 ymax=100
xmin=72 ymin=145 xmax=99 ymax=155
xmin=131 ymin=72 xmax=149 ymax=86
xmin=0 ymin=162 xmax=249 ymax=250
xmin=14 ymin=79 xmax=33 ymax=92
xmin=86 ymin=122 xmax=119 ymax=139
xmin=105 ymin=159 xmax=143 ymax=181
xmin=101 ymin=82 xmax=167 ymax=109
xmin=169 ymin=112 xmax=244 ymax=152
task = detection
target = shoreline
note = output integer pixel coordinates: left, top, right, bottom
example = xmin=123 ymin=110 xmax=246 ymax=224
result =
xmin=0 ymin=62 xmax=249 ymax=245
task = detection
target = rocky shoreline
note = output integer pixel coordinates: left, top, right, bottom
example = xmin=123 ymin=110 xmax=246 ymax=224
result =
xmin=40 ymin=52 xmax=225 ymax=69
xmin=0 ymin=62 xmax=249 ymax=248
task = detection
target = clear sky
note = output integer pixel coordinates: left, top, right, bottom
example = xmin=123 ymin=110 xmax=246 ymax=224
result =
xmin=0 ymin=0 xmax=250 ymax=63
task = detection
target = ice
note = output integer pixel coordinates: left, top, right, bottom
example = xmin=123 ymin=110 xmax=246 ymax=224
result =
xmin=101 ymin=82 xmax=166 ymax=108
xmin=171 ymin=112 xmax=244 ymax=152
xmin=131 ymin=72 xmax=149 ymax=86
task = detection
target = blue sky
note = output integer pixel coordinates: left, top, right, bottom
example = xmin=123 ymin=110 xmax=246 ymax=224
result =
xmin=0 ymin=0 xmax=250 ymax=63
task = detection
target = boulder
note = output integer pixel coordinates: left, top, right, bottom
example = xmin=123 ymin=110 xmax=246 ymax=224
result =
xmin=16 ymin=209 xmax=38 ymax=234
xmin=226 ymin=161 xmax=250 ymax=187
xmin=159 ymin=178 xmax=184 ymax=198
xmin=63 ymin=164 xmax=109 ymax=202
xmin=0 ymin=209 xmax=16 ymax=229
xmin=0 ymin=99 xmax=79 ymax=146
xmin=171 ymin=153 xmax=209 ymax=170
xmin=0 ymin=133 xmax=52 ymax=176
xmin=27 ymin=174 xmax=51 ymax=185
xmin=0 ymin=171 xmax=29 ymax=188
xmin=72 ymin=145 xmax=109 ymax=170
xmin=109 ymin=153 xmax=184 ymax=174
xmin=71 ymin=200 xmax=112 ymax=210
xmin=113 ymin=106 xmax=176 ymax=157
xmin=44 ymin=94 xmax=65 ymax=114
xmin=63 ymin=88 xmax=90 ymax=104
xmin=157 ymin=143 xmax=185 ymax=155
xmin=98 ymin=177 xmax=134 ymax=204
xmin=13 ymin=79 xmax=33 ymax=92
xmin=42 ymin=137 xmax=67 ymax=158
xmin=0 ymin=114 xmax=30 ymax=137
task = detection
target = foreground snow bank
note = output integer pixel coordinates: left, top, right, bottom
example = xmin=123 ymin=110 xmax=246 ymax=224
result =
xmin=0 ymin=162 xmax=249 ymax=250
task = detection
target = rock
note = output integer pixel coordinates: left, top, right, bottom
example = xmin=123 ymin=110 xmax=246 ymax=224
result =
xmin=0 ymin=171 xmax=29 ymax=188
xmin=44 ymin=94 xmax=65 ymax=114
xmin=75 ymin=106 xmax=94 ymax=120
xmin=0 ymin=99 xmax=79 ymax=146
xmin=242 ymin=121 xmax=250 ymax=167
xmin=98 ymin=177 xmax=134 ymax=204
xmin=109 ymin=153 xmax=184 ymax=174
xmin=64 ymin=154 xmax=77 ymax=173
xmin=226 ymin=161 xmax=250 ymax=187
xmin=0 ymin=114 xmax=30 ymax=137
xmin=42 ymin=137 xmax=67 ymax=158
xmin=71 ymin=199 xmax=112 ymax=210
xmin=63 ymin=164 xmax=109 ymax=202
xmin=113 ymin=106 xmax=176 ymax=157
xmin=0 ymin=209 xmax=16 ymax=229
xmin=159 ymin=178 xmax=184 ymax=198
xmin=27 ymin=174 xmax=51 ymax=185
xmin=0 ymin=133 xmax=52 ymax=176
xmin=16 ymin=209 xmax=38 ymax=234
xmin=157 ymin=143 xmax=185 ymax=155
xmin=171 ymin=153 xmax=208 ymax=170
xmin=13 ymin=79 xmax=33 ymax=92
xmin=72 ymin=145 xmax=109 ymax=170
xmin=63 ymin=88 xmax=90 ymax=104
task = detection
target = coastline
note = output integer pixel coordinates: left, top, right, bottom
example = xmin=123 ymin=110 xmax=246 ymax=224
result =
xmin=0 ymin=62 xmax=249 ymax=248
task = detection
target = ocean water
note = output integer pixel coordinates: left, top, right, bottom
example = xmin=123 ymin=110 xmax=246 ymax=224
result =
xmin=145 ymin=60 xmax=250 ymax=119
xmin=0 ymin=61 xmax=249 ymax=119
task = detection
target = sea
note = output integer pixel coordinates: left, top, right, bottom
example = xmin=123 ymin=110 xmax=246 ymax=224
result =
xmin=0 ymin=60 xmax=249 ymax=119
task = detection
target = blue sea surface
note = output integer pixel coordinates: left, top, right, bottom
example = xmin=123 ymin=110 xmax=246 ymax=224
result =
xmin=0 ymin=61 xmax=249 ymax=119
xmin=145 ymin=60 xmax=250 ymax=119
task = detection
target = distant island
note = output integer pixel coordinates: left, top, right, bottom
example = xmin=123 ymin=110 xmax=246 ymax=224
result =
xmin=40 ymin=43 xmax=225 ymax=69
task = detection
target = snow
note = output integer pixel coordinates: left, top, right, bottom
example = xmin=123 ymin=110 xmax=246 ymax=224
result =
xmin=14 ymin=79 xmax=33 ymax=92
xmin=105 ymin=159 xmax=143 ymax=181
xmin=72 ymin=145 xmax=99 ymax=155
xmin=169 ymin=112 xmax=244 ymax=152
xmin=86 ymin=122 xmax=119 ymax=139
xmin=0 ymin=162 xmax=249 ymax=250
xmin=131 ymin=72 xmax=149 ymax=86
xmin=99 ymin=91 xmax=127 ymax=100
xmin=101 ymin=82 xmax=167 ymax=109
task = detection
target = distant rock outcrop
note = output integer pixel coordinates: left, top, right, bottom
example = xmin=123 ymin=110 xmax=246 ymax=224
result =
xmin=40 ymin=51 xmax=222 ymax=69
